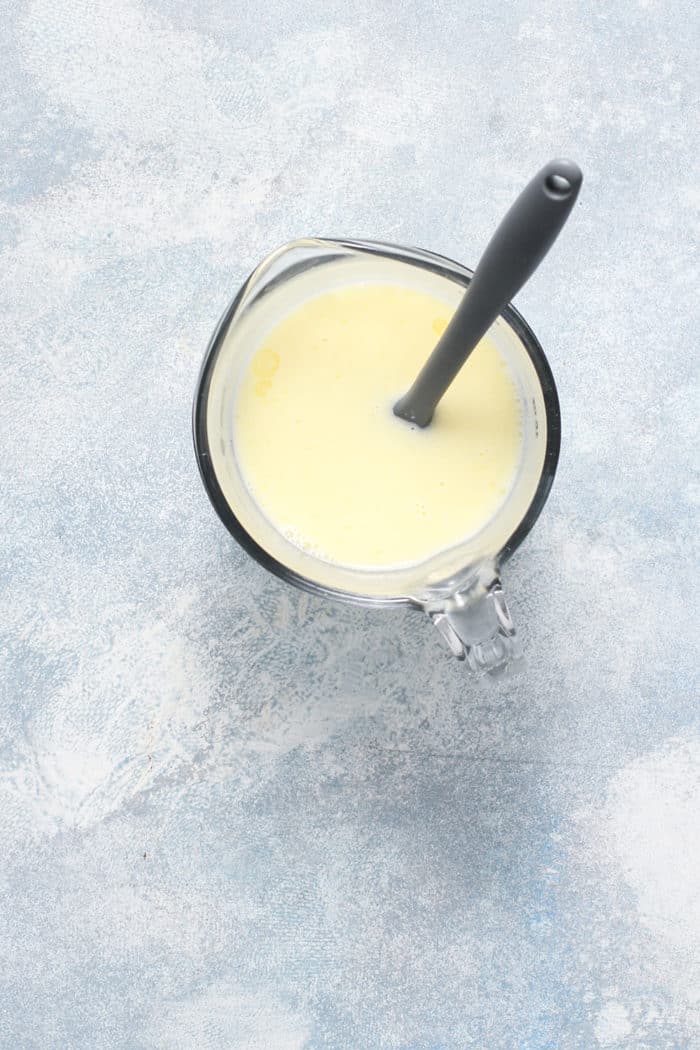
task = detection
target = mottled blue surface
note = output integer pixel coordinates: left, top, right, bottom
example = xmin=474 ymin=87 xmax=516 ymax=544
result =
xmin=1 ymin=0 xmax=698 ymax=1046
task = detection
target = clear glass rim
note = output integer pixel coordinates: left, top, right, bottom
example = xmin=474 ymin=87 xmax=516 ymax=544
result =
xmin=192 ymin=238 xmax=561 ymax=609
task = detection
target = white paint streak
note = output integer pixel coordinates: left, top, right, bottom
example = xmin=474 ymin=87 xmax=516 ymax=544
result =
xmin=146 ymin=982 xmax=310 ymax=1050
xmin=582 ymin=734 xmax=700 ymax=1031
xmin=2 ymin=599 xmax=213 ymax=834
xmin=595 ymin=1000 xmax=633 ymax=1044
xmin=14 ymin=0 xmax=442 ymax=273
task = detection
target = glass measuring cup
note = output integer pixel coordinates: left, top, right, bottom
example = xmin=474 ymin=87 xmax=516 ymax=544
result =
xmin=193 ymin=239 xmax=560 ymax=674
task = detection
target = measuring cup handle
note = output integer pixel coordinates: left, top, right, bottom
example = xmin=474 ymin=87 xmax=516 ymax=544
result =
xmin=426 ymin=571 xmax=522 ymax=675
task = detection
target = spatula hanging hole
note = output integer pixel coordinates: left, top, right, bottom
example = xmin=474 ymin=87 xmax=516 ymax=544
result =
xmin=544 ymin=173 xmax=573 ymax=199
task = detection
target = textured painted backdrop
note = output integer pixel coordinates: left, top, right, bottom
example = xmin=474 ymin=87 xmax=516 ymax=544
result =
xmin=1 ymin=0 xmax=698 ymax=1046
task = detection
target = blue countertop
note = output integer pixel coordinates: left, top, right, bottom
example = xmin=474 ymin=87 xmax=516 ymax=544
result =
xmin=2 ymin=0 xmax=698 ymax=1046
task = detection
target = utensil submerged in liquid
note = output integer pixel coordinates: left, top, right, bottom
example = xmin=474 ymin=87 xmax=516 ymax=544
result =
xmin=194 ymin=161 xmax=582 ymax=673
xmin=394 ymin=159 xmax=582 ymax=427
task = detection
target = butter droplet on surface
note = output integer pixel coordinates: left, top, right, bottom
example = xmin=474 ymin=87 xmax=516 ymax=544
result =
xmin=251 ymin=348 xmax=280 ymax=379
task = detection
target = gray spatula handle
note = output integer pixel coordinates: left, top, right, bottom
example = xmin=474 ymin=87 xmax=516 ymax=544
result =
xmin=394 ymin=158 xmax=582 ymax=427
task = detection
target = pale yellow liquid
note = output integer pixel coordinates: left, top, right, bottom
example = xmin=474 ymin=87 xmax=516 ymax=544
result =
xmin=234 ymin=283 xmax=522 ymax=568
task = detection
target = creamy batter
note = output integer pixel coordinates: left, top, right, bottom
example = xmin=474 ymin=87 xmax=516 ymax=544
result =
xmin=233 ymin=282 xmax=522 ymax=568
